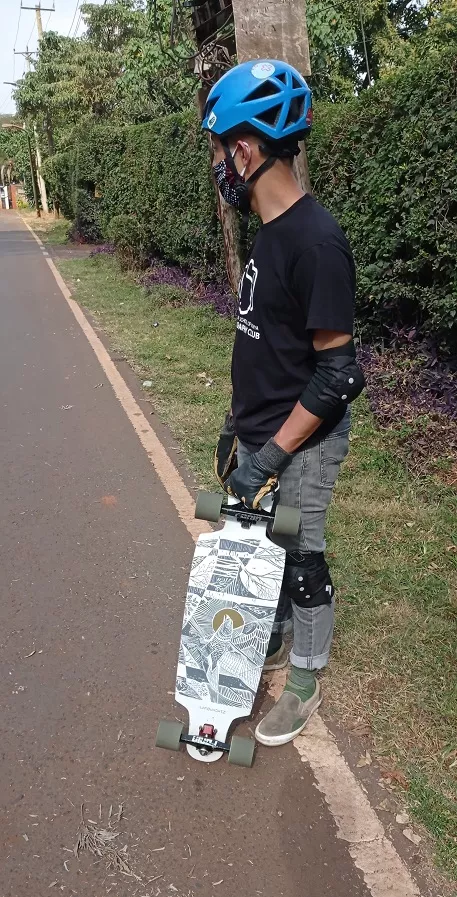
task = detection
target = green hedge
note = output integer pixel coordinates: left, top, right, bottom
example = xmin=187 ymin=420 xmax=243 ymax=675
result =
xmin=46 ymin=43 xmax=457 ymax=352
xmin=44 ymin=111 xmax=222 ymax=275
xmin=307 ymin=45 xmax=457 ymax=353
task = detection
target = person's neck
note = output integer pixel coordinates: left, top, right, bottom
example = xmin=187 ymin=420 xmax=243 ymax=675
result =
xmin=250 ymin=165 xmax=305 ymax=224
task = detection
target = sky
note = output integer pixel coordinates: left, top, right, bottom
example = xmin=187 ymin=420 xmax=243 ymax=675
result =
xmin=0 ymin=0 xmax=105 ymax=115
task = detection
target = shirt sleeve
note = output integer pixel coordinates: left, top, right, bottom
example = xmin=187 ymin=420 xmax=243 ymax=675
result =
xmin=292 ymin=241 xmax=355 ymax=334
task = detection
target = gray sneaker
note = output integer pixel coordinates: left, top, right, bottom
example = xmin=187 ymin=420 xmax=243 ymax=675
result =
xmin=263 ymin=642 xmax=288 ymax=671
xmin=255 ymin=680 xmax=322 ymax=746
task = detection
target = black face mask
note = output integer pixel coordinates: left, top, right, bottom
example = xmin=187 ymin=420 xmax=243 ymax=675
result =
xmin=212 ymin=157 xmax=250 ymax=211
xmin=212 ymin=140 xmax=297 ymax=256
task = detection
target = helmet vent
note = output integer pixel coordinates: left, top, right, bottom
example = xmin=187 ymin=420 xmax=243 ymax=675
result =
xmin=285 ymin=96 xmax=305 ymax=127
xmin=244 ymin=80 xmax=281 ymax=102
xmin=255 ymin=102 xmax=282 ymax=127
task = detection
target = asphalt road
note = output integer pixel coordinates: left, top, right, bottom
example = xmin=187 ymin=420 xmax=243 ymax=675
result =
xmin=0 ymin=211 xmax=377 ymax=897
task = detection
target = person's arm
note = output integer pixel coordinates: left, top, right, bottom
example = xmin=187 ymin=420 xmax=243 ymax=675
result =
xmin=274 ymin=329 xmax=352 ymax=453
xmin=225 ymin=242 xmax=365 ymax=508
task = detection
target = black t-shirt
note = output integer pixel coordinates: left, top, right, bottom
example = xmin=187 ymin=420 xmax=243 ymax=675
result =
xmin=231 ymin=194 xmax=355 ymax=452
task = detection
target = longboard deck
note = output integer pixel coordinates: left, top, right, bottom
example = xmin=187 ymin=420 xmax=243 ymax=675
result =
xmin=176 ymin=515 xmax=286 ymax=761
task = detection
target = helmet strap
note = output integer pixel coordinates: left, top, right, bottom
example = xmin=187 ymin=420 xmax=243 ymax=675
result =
xmin=221 ymin=138 xmax=283 ymax=259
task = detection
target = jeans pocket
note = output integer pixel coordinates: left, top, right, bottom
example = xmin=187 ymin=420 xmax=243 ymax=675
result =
xmin=319 ymin=419 xmax=351 ymax=488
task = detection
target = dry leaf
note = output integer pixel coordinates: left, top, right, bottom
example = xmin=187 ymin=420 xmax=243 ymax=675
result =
xmin=381 ymin=769 xmax=408 ymax=789
xmin=356 ymin=751 xmax=372 ymax=767
xmin=403 ymin=828 xmax=421 ymax=845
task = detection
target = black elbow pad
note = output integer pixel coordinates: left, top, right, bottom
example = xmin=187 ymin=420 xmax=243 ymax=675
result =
xmin=300 ymin=340 xmax=365 ymax=420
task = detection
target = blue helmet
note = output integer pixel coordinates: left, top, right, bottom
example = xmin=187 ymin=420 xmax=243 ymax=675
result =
xmin=202 ymin=59 xmax=312 ymax=144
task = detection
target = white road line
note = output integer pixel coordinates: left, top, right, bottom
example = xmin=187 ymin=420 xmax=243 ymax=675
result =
xmin=21 ymin=213 xmax=423 ymax=897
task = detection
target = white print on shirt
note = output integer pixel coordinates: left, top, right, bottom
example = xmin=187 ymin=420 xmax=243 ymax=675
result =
xmin=238 ymin=258 xmax=258 ymax=316
xmin=236 ymin=317 xmax=260 ymax=340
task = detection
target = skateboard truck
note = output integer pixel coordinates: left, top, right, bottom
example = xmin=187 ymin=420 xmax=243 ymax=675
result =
xmin=184 ymin=724 xmax=231 ymax=758
xmin=225 ymin=501 xmax=275 ymax=530
xmin=194 ymin=491 xmax=301 ymax=536
xmin=156 ymin=719 xmax=255 ymax=766
xmin=186 ymin=724 xmax=230 ymax=757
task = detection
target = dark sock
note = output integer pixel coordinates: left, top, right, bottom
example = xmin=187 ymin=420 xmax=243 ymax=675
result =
xmin=266 ymin=631 xmax=283 ymax=658
xmin=284 ymin=665 xmax=316 ymax=701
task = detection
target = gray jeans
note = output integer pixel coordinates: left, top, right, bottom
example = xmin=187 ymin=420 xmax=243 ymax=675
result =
xmin=237 ymin=410 xmax=350 ymax=671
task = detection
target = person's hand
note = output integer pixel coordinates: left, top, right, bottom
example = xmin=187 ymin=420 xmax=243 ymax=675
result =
xmin=226 ymin=438 xmax=292 ymax=509
xmin=214 ymin=412 xmax=238 ymax=488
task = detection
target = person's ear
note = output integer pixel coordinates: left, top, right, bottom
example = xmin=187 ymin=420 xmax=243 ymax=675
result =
xmin=236 ymin=140 xmax=252 ymax=177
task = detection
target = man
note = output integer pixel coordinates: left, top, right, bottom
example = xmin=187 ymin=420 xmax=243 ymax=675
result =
xmin=202 ymin=59 xmax=365 ymax=747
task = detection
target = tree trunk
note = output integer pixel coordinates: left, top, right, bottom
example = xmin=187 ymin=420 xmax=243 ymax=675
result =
xmin=197 ymin=86 xmax=242 ymax=293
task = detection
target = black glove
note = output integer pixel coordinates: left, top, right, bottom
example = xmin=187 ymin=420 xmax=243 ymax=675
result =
xmin=226 ymin=438 xmax=292 ymax=509
xmin=214 ymin=412 xmax=238 ymax=488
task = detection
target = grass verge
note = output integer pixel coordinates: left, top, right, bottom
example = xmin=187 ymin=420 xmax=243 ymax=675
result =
xmin=57 ymin=253 xmax=457 ymax=880
xmin=21 ymin=209 xmax=71 ymax=244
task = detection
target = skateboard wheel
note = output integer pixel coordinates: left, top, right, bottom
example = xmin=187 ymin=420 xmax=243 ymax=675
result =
xmin=155 ymin=720 xmax=184 ymax=751
xmin=271 ymin=505 xmax=301 ymax=537
xmin=194 ymin=491 xmax=224 ymax=523
xmin=228 ymin=736 xmax=255 ymax=767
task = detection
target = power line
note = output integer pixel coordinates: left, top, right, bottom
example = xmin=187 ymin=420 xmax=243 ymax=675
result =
xmin=13 ymin=3 xmax=22 ymax=49
xmin=13 ymin=1 xmax=22 ymax=81
xmin=67 ymin=1 xmax=80 ymax=36
xmin=44 ymin=9 xmax=53 ymax=30
xmin=73 ymin=13 xmax=82 ymax=37
xmin=26 ymin=17 xmax=37 ymax=48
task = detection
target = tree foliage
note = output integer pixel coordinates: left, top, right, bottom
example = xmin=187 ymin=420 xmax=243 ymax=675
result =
xmin=307 ymin=0 xmax=447 ymax=99
xmin=0 ymin=124 xmax=32 ymax=194
xmin=13 ymin=0 xmax=195 ymax=145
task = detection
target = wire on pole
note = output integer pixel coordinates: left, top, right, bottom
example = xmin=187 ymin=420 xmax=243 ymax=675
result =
xmin=67 ymin=1 xmax=80 ymax=37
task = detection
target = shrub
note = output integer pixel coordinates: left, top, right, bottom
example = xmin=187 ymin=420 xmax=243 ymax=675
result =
xmin=107 ymin=214 xmax=149 ymax=270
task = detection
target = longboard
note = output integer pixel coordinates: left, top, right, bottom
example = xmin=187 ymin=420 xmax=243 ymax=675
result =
xmin=155 ymin=492 xmax=300 ymax=767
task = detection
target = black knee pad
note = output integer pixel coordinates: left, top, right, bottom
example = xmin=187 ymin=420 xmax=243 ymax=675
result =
xmin=283 ymin=551 xmax=334 ymax=608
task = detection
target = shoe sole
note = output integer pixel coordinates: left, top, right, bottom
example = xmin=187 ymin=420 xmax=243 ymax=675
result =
xmin=254 ymin=697 xmax=322 ymax=747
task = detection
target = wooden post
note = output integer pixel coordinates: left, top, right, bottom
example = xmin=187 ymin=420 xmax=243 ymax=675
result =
xmin=232 ymin=0 xmax=313 ymax=195
xmin=232 ymin=0 xmax=311 ymax=73
xmin=197 ymin=86 xmax=242 ymax=293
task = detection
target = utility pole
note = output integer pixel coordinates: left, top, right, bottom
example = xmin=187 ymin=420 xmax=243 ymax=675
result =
xmin=19 ymin=5 xmax=55 ymax=213
xmin=21 ymin=3 xmax=55 ymax=39
xmin=14 ymin=45 xmax=49 ymax=214
xmin=232 ymin=0 xmax=312 ymax=192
